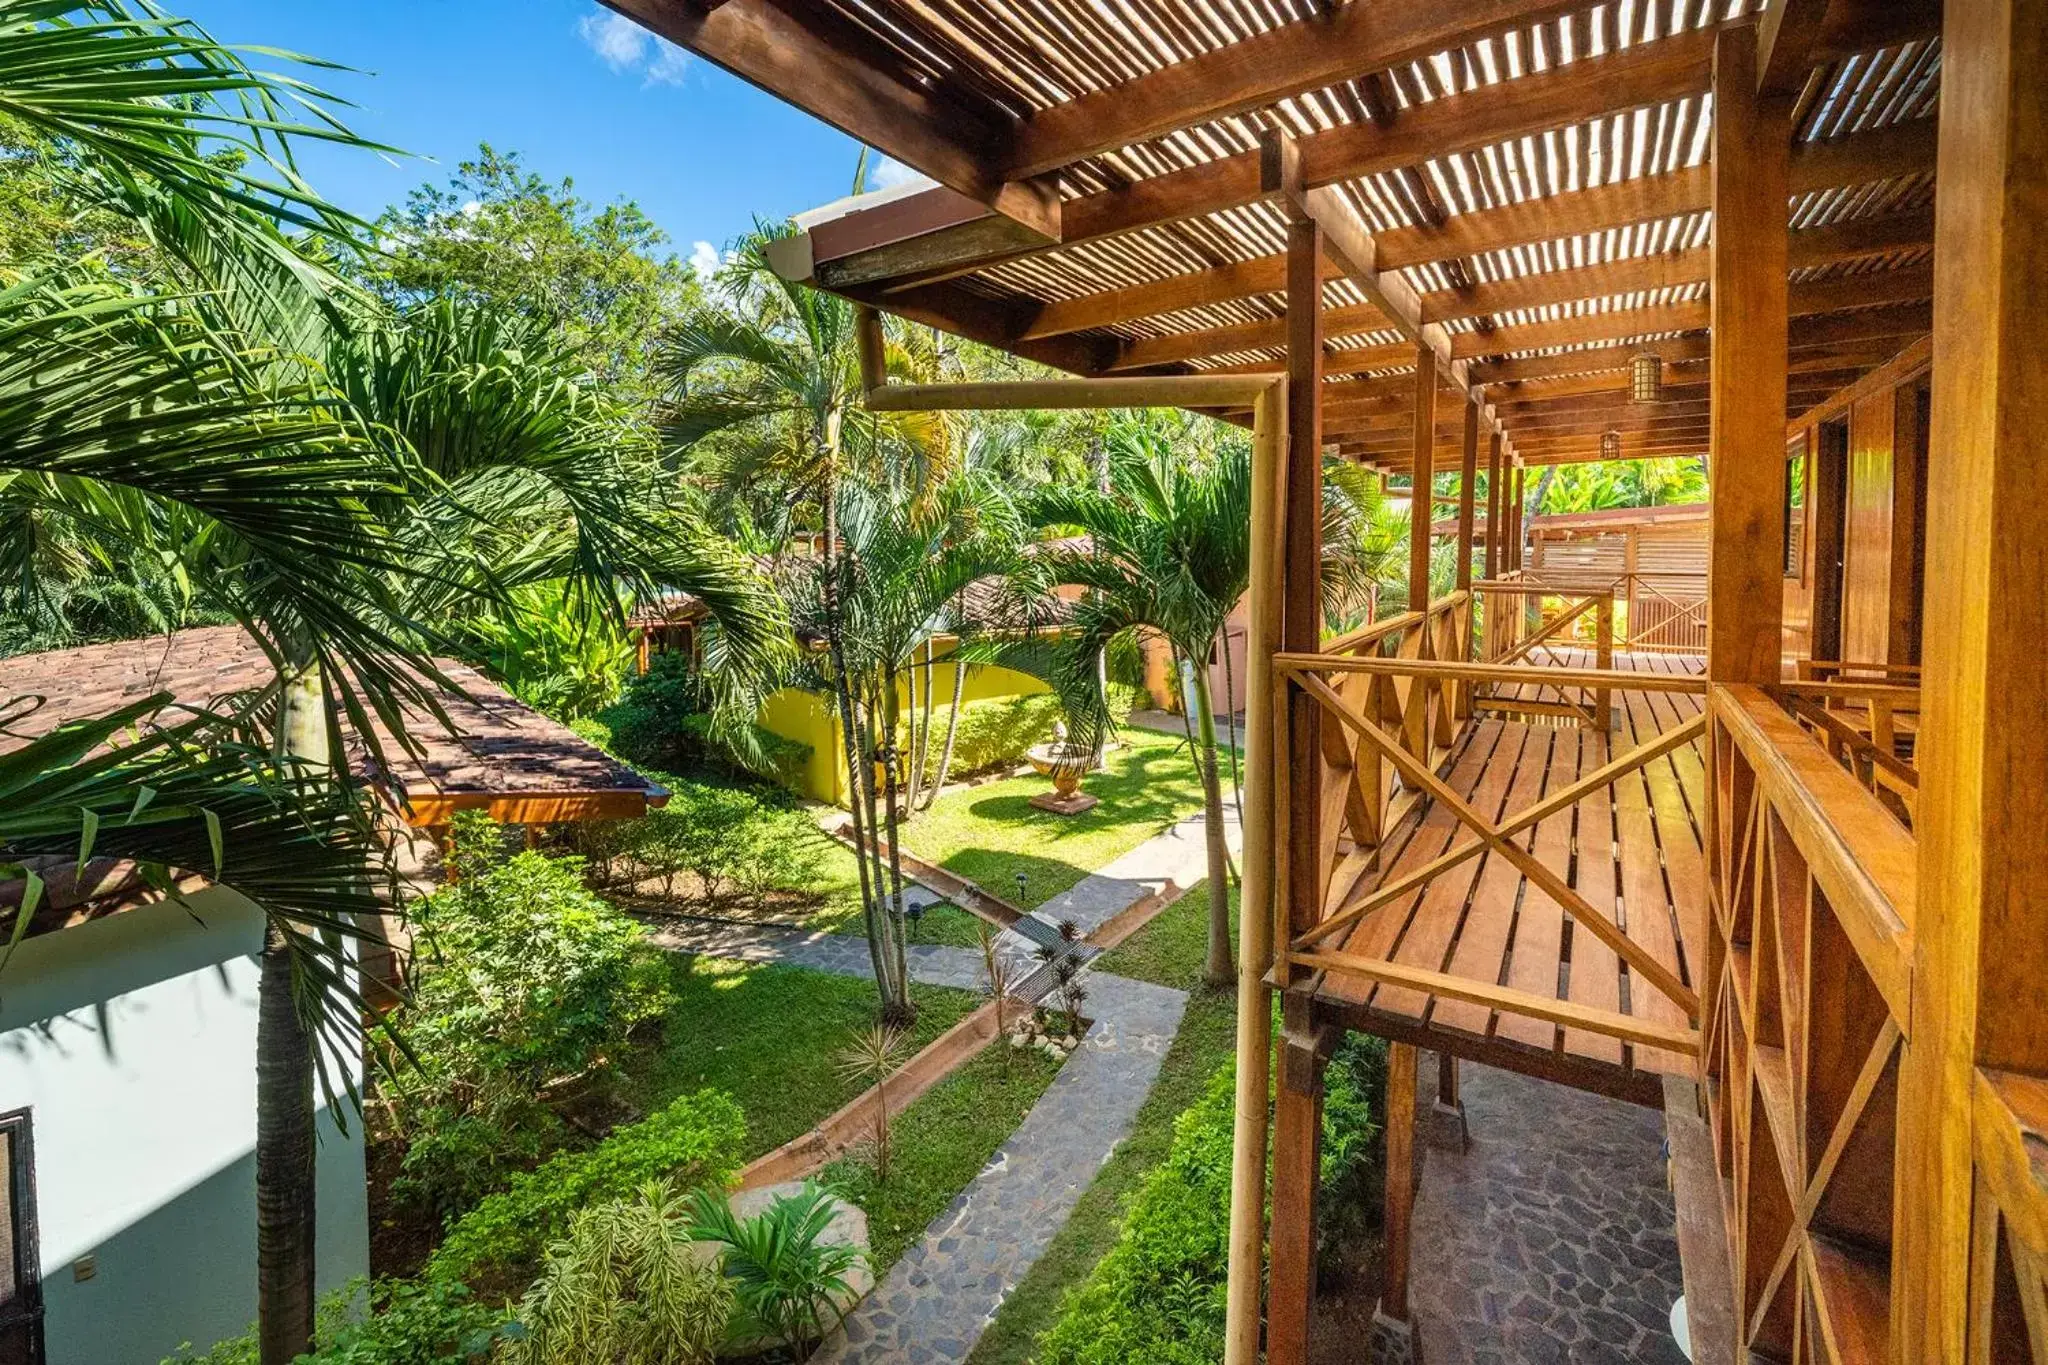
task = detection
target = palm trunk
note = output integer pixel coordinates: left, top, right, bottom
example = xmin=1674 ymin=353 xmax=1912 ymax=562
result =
xmin=1185 ymin=660 xmax=1234 ymax=986
xmin=1219 ymin=623 xmax=1243 ymax=829
xmin=259 ymin=657 xmax=325 ymax=1365
xmin=920 ymin=642 xmax=969 ymax=810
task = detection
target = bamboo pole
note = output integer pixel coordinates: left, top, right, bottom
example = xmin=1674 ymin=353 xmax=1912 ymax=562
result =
xmin=1224 ymin=380 xmax=1286 ymax=1365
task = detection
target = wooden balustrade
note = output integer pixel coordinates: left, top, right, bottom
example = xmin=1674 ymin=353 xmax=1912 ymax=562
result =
xmin=1766 ymin=673 xmax=1920 ymax=828
xmin=1702 ymin=683 xmax=1916 ymax=1361
xmin=1615 ymin=571 xmax=1709 ymax=654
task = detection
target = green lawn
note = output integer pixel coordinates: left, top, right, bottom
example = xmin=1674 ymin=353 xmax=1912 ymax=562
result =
xmin=903 ymin=727 xmax=1216 ymax=911
xmin=796 ymin=836 xmax=1000 ymax=948
xmin=616 ymin=954 xmax=983 ymax=1162
xmin=965 ymin=883 xmax=1242 ymax=1365
xmin=824 ymin=1043 xmax=1066 ymax=1274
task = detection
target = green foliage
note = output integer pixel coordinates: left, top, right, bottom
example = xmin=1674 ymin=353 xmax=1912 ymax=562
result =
xmin=620 ymin=778 xmax=823 ymax=907
xmin=162 ymin=1277 xmax=511 ymax=1365
xmin=596 ymin=652 xmax=812 ymax=787
xmin=501 ymin=1180 xmax=733 ymax=1365
xmin=428 ymin=1090 xmax=747 ymax=1287
xmin=1034 ymin=1066 xmax=1237 ymax=1365
xmin=385 ymin=820 xmax=675 ymax=1215
xmin=1033 ymin=1020 xmax=1383 ymax=1363
xmin=355 ymin=144 xmax=695 ymax=396
xmin=1533 ymin=456 xmax=1708 ymax=514
xmin=687 ymin=1182 xmax=864 ymax=1359
xmin=900 ymin=693 xmax=1061 ymax=780
xmin=458 ymin=583 xmax=635 ymax=720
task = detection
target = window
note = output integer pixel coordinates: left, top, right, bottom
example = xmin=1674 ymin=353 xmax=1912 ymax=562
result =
xmin=1784 ymin=439 xmax=1807 ymax=579
xmin=0 ymin=1110 xmax=41 ymax=1365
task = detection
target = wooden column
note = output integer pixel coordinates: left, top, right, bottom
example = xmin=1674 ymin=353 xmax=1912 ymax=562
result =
xmin=1281 ymin=215 xmax=1325 ymax=967
xmin=1409 ymin=347 xmax=1437 ymax=618
xmin=1267 ymin=1014 xmax=1329 ymax=1365
xmin=1455 ymin=398 xmax=1479 ymax=591
xmin=1379 ymin=1042 xmax=1419 ymax=1323
xmin=1224 ymin=381 xmax=1286 ymax=1365
xmin=1705 ymin=23 xmax=1789 ymax=684
xmin=1485 ymin=430 xmax=1504 ymax=580
xmin=1896 ymin=0 xmax=2048 ymax=1357
xmin=1509 ymin=459 xmax=1525 ymax=573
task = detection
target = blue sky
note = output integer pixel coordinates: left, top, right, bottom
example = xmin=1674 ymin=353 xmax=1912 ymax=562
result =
xmin=178 ymin=1 xmax=923 ymax=275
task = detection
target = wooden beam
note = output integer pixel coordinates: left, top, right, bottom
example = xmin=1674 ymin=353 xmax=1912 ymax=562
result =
xmin=1282 ymin=211 xmax=1327 ymax=975
xmin=1104 ymin=302 xmax=1393 ymax=371
xmin=1017 ymin=253 xmax=1335 ymax=341
xmin=864 ymin=375 xmax=1276 ymax=411
xmin=1410 ymin=344 xmax=1437 ymax=615
xmin=1376 ymin=119 xmax=1934 ymax=273
xmin=1382 ymin=1042 xmax=1418 ymax=1324
xmin=608 ymin=0 xmax=1057 ymax=237
xmin=1421 ymin=253 xmax=1931 ymax=327
xmin=1485 ymin=430 xmax=1504 ymax=578
xmin=1706 ymin=24 xmax=1789 ymax=685
xmin=1266 ymin=1026 xmax=1326 ymax=1365
xmin=1756 ymin=0 xmax=1834 ymax=95
xmin=1898 ymin=2 xmax=2048 ymax=1359
xmin=1001 ymin=0 xmax=1580 ymax=179
xmin=1451 ymin=301 xmax=1708 ymax=360
xmin=1457 ymin=397 xmax=1480 ymax=592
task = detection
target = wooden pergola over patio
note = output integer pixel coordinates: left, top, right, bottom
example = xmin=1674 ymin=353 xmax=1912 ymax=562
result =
xmin=620 ymin=1 xmax=2048 ymax=1361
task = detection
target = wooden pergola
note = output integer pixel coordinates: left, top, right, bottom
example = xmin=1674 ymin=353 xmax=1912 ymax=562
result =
xmin=620 ymin=2 xmax=2047 ymax=1361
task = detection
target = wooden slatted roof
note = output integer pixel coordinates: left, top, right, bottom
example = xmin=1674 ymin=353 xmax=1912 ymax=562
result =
xmin=614 ymin=0 xmax=1941 ymax=467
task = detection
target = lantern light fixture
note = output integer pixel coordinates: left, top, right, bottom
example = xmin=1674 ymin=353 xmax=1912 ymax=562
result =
xmin=1601 ymin=428 xmax=1623 ymax=461
xmin=1630 ymin=350 xmax=1663 ymax=403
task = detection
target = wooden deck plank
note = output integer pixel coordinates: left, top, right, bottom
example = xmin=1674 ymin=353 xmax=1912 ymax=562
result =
xmin=1431 ymin=724 xmax=1549 ymax=1038
xmin=1323 ymin=720 xmax=1504 ymax=1004
xmin=1564 ymin=726 xmax=1626 ymax=1065
xmin=1495 ymin=728 xmax=1570 ymax=1053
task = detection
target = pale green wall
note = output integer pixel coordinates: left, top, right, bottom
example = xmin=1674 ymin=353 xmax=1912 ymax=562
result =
xmin=0 ymin=889 xmax=369 ymax=1364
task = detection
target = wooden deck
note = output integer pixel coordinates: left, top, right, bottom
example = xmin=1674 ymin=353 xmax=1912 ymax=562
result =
xmin=1311 ymin=651 xmax=1707 ymax=1107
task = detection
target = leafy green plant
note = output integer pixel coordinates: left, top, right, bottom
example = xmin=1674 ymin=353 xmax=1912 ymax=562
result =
xmin=428 ymin=1090 xmax=746 ymax=1287
xmin=162 ymin=1277 xmax=510 ymax=1365
xmin=687 ymin=1183 xmax=864 ymax=1363
xmin=385 ymin=825 xmax=676 ymax=1215
xmin=499 ymin=1180 xmax=733 ymax=1365
xmin=458 ymin=582 xmax=636 ymax=721
xmin=833 ymin=1023 xmax=913 ymax=1183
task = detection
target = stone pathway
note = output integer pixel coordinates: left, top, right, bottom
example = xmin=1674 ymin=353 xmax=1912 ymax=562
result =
xmin=816 ymin=974 xmax=1186 ymax=1364
xmin=652 ymin=804 xmax=1226 ymax=1365
xmin=1409 ymin=1063 xmax=1688 ymax=1365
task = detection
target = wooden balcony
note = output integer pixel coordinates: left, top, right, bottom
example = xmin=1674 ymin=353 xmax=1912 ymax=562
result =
xmin=1274 ymin=592 xmax=1707 ymax=1108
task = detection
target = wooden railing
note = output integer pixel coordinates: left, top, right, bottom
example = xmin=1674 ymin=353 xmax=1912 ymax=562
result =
xmin=1271 ymin=639 xmax=1709 ymax=1060
xmin=1767 ymin=669 xmax=1920 ymax=828
xmin=1703 ymin=684 xmax=1916 ymax=1362
xmin=1470 ymin=578 xmax=1616 ymax=728
xmin=1617 ymin=571 xmax=1708 ymax=654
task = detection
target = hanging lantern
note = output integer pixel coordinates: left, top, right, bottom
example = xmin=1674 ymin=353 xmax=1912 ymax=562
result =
xmin=1630 ymin=350 xmax=1663 ymax=403
xmin=1601 ymin=428 xmax=1623 ymax=461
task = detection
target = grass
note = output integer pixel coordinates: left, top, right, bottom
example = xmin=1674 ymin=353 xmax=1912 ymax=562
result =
xmin=615 ymin=954 xmax=982 ymax=1162
xmin=796 ymin=836 xmax=1000 ymax=948
xmin=965 ymin=882 xmax=1242 ymax=1365
xmin=903 ymin=727 xmax=1216 ymax=911
xmin=824 ymin=1043 xmax=1066 ymax=1274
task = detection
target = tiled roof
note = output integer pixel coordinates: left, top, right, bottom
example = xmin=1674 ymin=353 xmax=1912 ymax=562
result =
xmin=0 ymin=625 xmax=660 ymax=804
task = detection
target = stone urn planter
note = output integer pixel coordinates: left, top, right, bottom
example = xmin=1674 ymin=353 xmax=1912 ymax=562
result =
xmin=1025 ymin=739 xmax=1099 ymax=815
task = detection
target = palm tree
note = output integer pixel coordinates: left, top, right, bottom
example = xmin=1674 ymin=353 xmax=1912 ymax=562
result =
xmin=1029 ymin=413 xmax=1385 ymax=987
xmin=0 ymin=11 xmax=783 ymax=1361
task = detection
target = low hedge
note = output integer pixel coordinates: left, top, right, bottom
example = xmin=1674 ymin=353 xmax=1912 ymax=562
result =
xmin=426 ymin=1088 xmax=746 ymax=1287
xmin=1035 ymin=1035 xmax=1384 ymax=1364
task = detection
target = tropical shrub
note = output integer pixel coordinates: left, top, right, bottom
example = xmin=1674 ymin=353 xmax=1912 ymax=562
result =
xmin=162 ymin=1277 xmax=510 ymax=1365
xmin=688 ymin=1183 xmax=865 ymax=1361
xmin=622 ymin=780 xmax=823 ymax=909
xmin=428 ymin=1089 xmax=747 ymax=1286
xmin=385 ymin=816 xmax=675 ymax=1215
xmin=459 ymin=583 xmax=637 ymax=721
xmin=1035 ymin=1040 xmax=1385 ymax=1364
xmin=499 ymin=1181 xmax=733 ymax=1365
xmin=899 ymin=693 xmax=1061 ymax=782
xmin=598 ymin=652 xmax=812 ymax=787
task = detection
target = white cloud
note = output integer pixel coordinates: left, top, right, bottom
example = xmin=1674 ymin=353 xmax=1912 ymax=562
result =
xmin=689 ymin=240 xmax=722 ymax=283
xmin=869 ymin=157 xmax=935 ymax=193
xmin=578 ymin=9 xmax=690 ymax=84
xmin=577 ymin=12 xmax=647 ymax=70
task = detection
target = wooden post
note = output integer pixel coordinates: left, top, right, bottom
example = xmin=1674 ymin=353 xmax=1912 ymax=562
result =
xmin=1223 ymin=382 xmax=1286 ymax=1365
xmin=1281 ymin=215 xmax=1326 ymax=970
xmin=1484 ymin=431 xmax=1503 ymax=581
xmin=1378 ymin=1043 xmax=1419 ymax=1327
xmin=1267 ymin=1013 xmax=1329 ymax=1365
xmin=1409 ymin=347 xmax=1437 ymax=624
xmin=1706 ymin=23 xmax=1789 ymax=684
xmin=1455 ymin=398 xmax=1479 ymax=591
xmin=1595 ymin=591 xmax=1614 ymax=728
xmin=1896 ymin=1 xmax=2048 ymax=1358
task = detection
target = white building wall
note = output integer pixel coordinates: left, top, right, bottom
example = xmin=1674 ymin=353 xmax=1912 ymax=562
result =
xmin=0 ymin=889 xmax=369 ymax=1364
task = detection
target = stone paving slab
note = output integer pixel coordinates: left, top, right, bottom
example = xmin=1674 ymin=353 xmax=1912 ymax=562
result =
xmin=813 ymin=973 xmax=1188 ymax=1365
xmin=1409 ymin=1063 xmax=1689 ymax=1365
xmin=1027 ymin=797 xmax=1240 ymax=940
